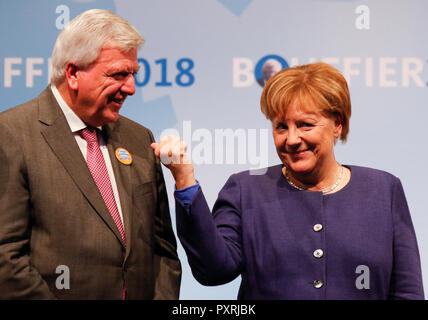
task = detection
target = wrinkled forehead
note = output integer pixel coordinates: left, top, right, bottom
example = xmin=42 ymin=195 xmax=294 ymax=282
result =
xmin=91 ymin=47 xmax=139 ymax=70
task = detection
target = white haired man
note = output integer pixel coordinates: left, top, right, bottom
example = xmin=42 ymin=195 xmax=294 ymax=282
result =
xmin=262 ymin=59 xmax=282 ymax=84
xmin=0 ymin=9 xmax=181 ymax=299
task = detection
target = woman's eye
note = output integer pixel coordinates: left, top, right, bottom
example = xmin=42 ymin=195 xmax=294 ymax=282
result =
xmin=276 ymin=123 xmax=287 ymax=130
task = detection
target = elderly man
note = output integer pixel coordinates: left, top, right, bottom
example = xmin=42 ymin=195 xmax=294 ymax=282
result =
xmin=0 ymin=9 xmax=181 ymax=299
xmin=261 ymin=59 xmax=282 ymax=84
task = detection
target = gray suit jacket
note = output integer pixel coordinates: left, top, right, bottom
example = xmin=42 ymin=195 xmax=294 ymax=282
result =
xmin=0 ymin=87 xmax=181 ymax=299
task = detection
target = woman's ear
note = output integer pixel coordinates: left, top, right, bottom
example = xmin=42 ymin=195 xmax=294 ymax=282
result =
xmin=333 ymin=117 xmax=343 ymax=140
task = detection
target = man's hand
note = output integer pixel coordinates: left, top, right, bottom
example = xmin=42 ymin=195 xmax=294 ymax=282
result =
xmin=151 ymin=136 xmax=196 ymax=189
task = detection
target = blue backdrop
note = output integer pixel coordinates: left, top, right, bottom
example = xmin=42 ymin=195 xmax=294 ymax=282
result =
xmin=1 ymin=0 xmax=427 ymax=299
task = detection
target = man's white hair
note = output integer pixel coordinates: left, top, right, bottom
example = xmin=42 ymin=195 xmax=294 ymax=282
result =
xmin=50 ymin=9 xmax=144 ymax=85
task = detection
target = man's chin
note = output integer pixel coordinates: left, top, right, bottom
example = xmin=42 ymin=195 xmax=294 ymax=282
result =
xmin=103 ymin=114 xmax=120 ymax=126
xmin=108 ymin=112 xmax=120 ymax=123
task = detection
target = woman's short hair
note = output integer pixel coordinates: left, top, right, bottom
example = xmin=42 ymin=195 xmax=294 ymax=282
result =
xmin=260 ymin=62 xmax=351 ymax=142
xmin=50 ymin=9 xmax=144 ymax=85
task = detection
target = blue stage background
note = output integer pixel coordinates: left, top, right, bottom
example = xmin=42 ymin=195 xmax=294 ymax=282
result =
xmin=1 ymin=0 xmax=427 ymax=299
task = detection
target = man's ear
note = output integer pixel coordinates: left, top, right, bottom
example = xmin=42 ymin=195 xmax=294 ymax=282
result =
xmin=65 ymin=63 xmax=80 ymax=90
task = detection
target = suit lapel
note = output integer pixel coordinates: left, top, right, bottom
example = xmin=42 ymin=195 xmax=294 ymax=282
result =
xmin=104 ymin=122 xmax=133 ymax=260
xmin=38 ymin=87 xmax=126 ymax=249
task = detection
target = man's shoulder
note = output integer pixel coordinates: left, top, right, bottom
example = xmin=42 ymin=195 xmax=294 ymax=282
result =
xmin=113 ymin=115 xmax=155 ymax=146
xmin=116 ymin=115 xmax=154 ymax=138
xmin=0 ymin=96 xmax=39 ymax=123
xmin=116 ymin=115 xmax=152 ymax=134
xmin=0 ymin=87 xmax=53 ymax=127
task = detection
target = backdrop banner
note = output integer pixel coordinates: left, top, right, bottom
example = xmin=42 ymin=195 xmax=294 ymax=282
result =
xmin=1 ymin=0 xmax=427 ymax=299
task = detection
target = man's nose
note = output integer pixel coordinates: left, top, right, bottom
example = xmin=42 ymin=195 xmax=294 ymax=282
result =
xmin=121 ymin=74 xmax=136 ymax=96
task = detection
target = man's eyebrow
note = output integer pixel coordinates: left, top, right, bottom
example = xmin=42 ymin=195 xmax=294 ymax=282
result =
xmin=106 ymin=66 xmax=140 ymax=75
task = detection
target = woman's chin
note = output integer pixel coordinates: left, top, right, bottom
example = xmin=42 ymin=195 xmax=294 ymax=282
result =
xmin=286 ymin=161 xmax=315 ymax=175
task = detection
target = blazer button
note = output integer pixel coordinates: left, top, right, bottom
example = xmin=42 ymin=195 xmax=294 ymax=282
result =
xmin=313 ymin=280 xmax=324 ymax=289
xmin=313 ymin=249 xmax=324 ymax=258
xmin=313 ymin=224 xmax=323 ymax=232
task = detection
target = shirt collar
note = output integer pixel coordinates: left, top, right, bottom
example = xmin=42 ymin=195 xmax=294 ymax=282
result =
xmin=50 ymin=84 xmax=102 ymax=133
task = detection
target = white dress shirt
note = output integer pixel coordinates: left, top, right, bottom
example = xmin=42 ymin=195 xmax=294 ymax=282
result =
xmin=50 ymin=85 xmax=124 ymax=224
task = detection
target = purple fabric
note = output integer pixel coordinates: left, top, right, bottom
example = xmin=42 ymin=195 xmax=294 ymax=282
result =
xmin=175 ymin=164 xmax=425 ymax=299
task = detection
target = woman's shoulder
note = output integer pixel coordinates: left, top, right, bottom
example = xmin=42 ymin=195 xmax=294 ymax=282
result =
xmin=218 ymin=165 xmax=285 ymax=206
xmin=225 ymin=164 xmax=403 ymax=190
xmin=346 ymin=164 xmax=401 ymax=186
xmin=229 ymin=164 xmax=283 ymax=182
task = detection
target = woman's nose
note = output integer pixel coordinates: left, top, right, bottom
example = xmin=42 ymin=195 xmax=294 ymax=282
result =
xmin=286 ymin=127 xmax=301 ymax=146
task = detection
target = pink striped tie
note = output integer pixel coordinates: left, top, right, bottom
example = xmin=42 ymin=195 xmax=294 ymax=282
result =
xmin=80 ymin=127 xmax=126 ymax=247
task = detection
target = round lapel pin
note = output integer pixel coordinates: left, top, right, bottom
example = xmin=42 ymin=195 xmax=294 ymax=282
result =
xmin=115 ymin=147 xmax=133 ymax=165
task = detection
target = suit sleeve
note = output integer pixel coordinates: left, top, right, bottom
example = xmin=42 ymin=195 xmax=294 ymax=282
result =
xmin=175 ymin=174 xmax=243 ymax=286
xmin=147 ymin=131 xmax=182 ymax=299
xmin=388 ymin=178 xmax=425 ymax=299
xmin=0 ymin=123 xmax=55 ymax=299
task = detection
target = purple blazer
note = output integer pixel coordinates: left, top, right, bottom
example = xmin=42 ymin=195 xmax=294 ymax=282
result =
xmin=175 ymin=165 xmax=424 ymax=299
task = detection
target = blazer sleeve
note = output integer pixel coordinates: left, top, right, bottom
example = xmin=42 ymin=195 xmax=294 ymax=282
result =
xmin=0 ymin=123 xmax=56 ymax=299
xmin=176 ymin=174 xmax=244 ymax=286
xmin=388 ymin=178 xmax=425 ymax=299
xmin=147 ymin=131 xmax=182 ymax=299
